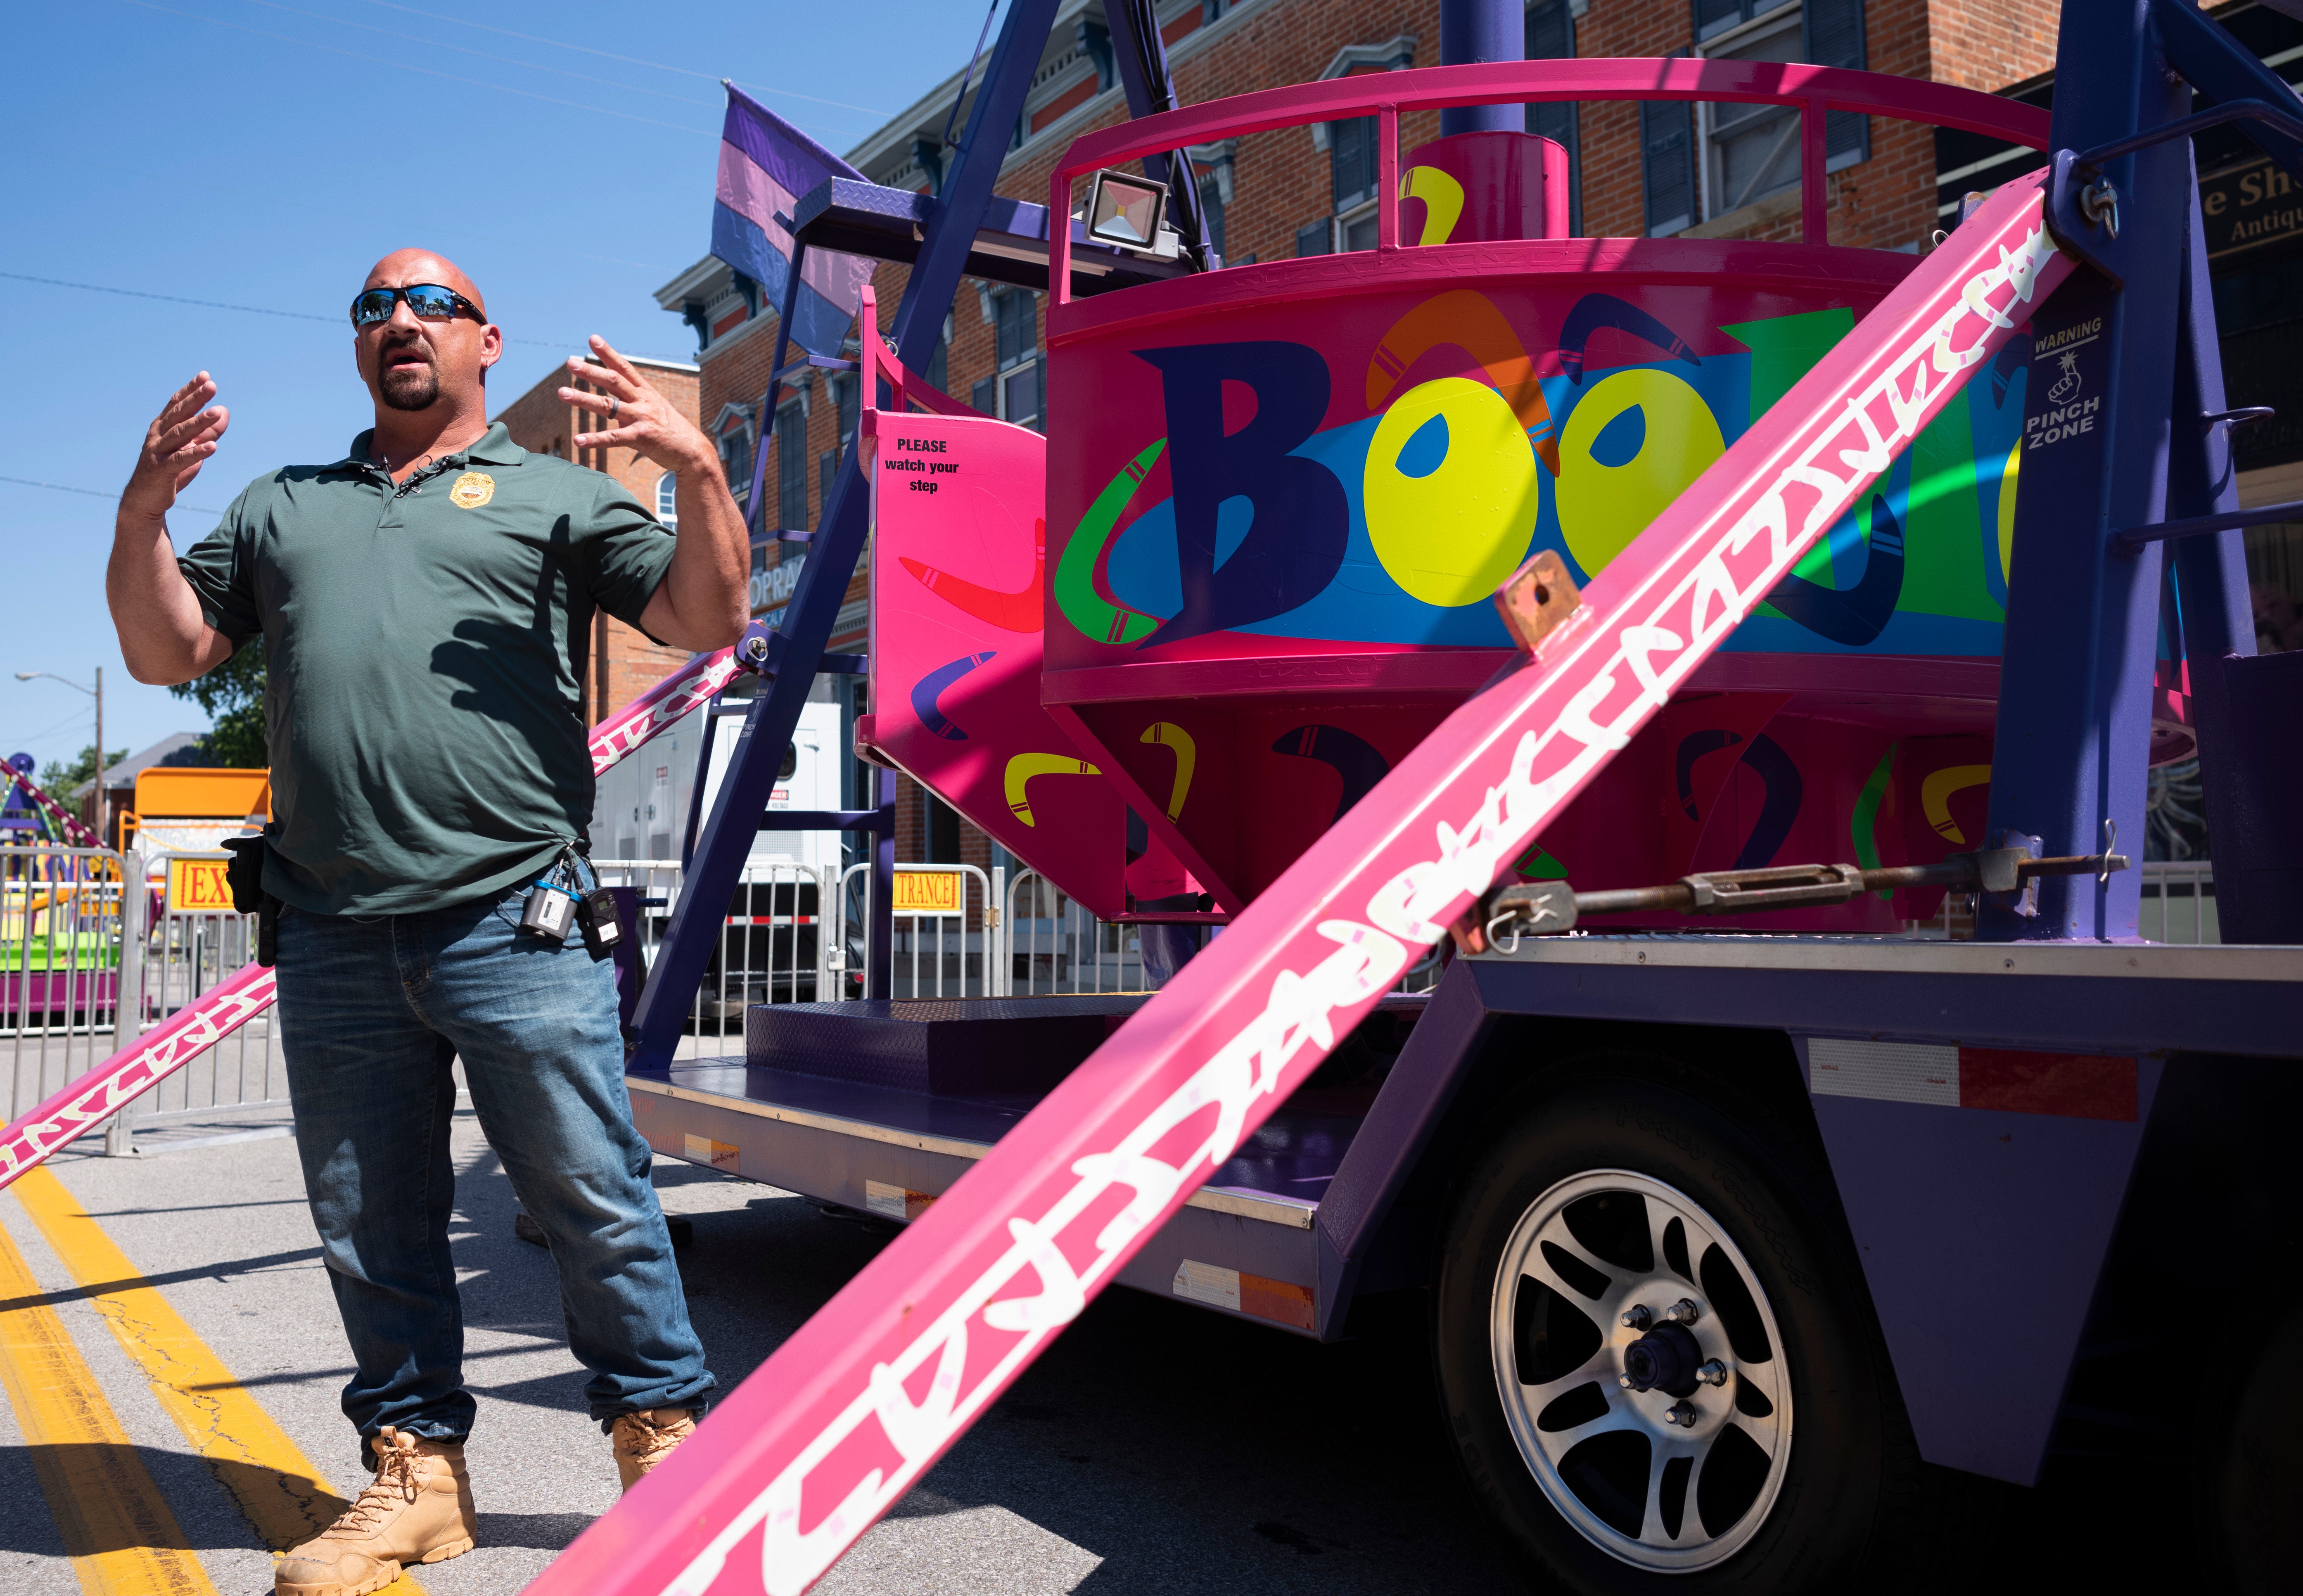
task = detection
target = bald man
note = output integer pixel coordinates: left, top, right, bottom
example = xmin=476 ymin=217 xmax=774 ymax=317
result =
xmin=109 ymin=250 xmax=745 ymax=1593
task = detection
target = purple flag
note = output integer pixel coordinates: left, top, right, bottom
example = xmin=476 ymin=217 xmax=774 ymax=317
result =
xmin=713 ymin=85 xmax=875 ymax=356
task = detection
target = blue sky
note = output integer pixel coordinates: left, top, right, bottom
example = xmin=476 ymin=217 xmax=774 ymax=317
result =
xmin=3 ymin=0 xmax=1000 ymax=774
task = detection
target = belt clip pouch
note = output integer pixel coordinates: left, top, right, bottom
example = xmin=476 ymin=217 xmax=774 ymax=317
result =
xmin=222 ymin=835 xmax=266 ymax=914
xmin=577 ymin=887 xmax=622 ymax=958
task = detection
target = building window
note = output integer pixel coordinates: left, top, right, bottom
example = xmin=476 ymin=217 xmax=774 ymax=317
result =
xmin=1693 ymin=0 xmax=1795 ymax=44
xmin=990 ymin=288 xmax=1041 ymax=432
xmin=1198 ymin=170 xmax=1227 ymax=258
xmin=834 ymin=372 xmax=859 ymax=457
xmin=814 ymin=372 xmax=859 ymax=506
xmin=775 ymin=402 xmax=808 ymax=532
xmin=716 ymin=419 xmax=752 ymax=501
xmin=1525 ymin=0 xmax=1581 ymax=237
xmin=1701 ymin=9 xmax=1805 ymax=219
xmin=1001 ymin=363 xmax=1042 ymax=431
xmin=925 ymin=791 xmax=963 ymax=863
xmin=655 ymin=470 xmax=678 ymax=529
xmin=1331 ymin=114 xmax=1380 ymax=216
xmin=1678 ymin=1 xmax=1869 ymax=229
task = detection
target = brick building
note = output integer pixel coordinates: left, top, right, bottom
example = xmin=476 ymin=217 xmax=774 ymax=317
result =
xmin=656 ymin=0 xmax=2303 ymax=873
xmin=493 ymin=354 xmax=702 ymax=723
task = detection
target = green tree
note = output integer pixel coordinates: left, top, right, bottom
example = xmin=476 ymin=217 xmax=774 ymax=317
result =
xmin=40 ymin=745 xmax=130 ymax=793
xmin=169 ymin=639 xmax=268 ymax=768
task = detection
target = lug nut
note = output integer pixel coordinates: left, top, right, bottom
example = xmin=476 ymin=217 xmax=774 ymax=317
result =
xmin=1621 ymin=1304 xmax=1653 ymax=1330
xmin=1664 ymin=1401 xmax=1699 ymax=1428
xmin=1660 ymin=1297 xmax=1701 ymax=1326
xmin=1697 ymin=1359 xmax=1729 ymax=1387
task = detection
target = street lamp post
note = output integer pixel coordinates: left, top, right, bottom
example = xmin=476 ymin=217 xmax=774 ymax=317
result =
xmin=14 ymin=669 xmax=104 ymax=838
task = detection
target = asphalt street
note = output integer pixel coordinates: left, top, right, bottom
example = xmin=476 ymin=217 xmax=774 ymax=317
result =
xmin=0 ymin=1101 xmax=2205 ymax=1595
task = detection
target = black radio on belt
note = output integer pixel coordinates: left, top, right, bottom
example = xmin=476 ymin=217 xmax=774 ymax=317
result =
xmin=576 ymin=887 xmax=622 ymax=956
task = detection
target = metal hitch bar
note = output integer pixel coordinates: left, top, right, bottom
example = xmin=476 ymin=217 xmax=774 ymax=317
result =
xmin=1475 ymin=846 xmax=2130 ymax=949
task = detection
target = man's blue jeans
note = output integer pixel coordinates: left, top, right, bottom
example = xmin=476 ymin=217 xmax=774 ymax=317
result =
xmin=275 ymin=881 xmax=714 ymax=1468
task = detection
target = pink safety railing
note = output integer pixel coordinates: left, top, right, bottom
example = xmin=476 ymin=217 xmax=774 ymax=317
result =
xmin=1050 ymin=57 xmax=2053 ymax=295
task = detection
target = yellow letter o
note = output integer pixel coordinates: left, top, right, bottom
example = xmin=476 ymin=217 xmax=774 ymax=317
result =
xmin=1364 ymin=377 xmax=1542 ymax=607
xmin=1555 ymin=368 xmax=1726 ymax=576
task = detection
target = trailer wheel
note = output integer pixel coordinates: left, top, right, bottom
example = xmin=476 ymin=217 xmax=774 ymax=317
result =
xmin=1434 ymin=1068 xmax=1912 ymax=1593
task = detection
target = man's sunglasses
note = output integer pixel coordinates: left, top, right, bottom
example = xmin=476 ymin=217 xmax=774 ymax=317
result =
xmin=349 ymin=284 xmax=486 ymax=329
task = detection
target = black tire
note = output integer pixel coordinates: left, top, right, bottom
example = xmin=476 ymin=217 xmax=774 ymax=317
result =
xmin=1433 ymin=1059 xmax=1918 ymax=1594
xmin=2196 ymin=1281 xmax=2303 ymax=1595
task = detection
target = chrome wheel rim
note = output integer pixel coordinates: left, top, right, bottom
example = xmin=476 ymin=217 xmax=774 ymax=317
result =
xmin=1489 ymin=1169 xmax=1793 ymax=1572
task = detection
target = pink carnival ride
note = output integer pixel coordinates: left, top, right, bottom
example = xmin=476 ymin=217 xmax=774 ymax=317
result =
xmin=861 ymin=87 xmax=2079 ymax=941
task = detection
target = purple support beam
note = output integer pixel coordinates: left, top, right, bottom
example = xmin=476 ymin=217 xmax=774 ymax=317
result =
xmin=1440 ymin=0 xmax=1522 ymax=136
xmin=1979 ymin=0 xmax=2189 ymax=941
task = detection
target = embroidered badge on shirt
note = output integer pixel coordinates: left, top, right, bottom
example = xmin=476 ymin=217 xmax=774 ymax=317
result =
xmin=449 ymin=471 xmax=495 ymax=509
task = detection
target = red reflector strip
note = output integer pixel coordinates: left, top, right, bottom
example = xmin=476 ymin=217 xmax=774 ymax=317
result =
xmin=1808 ymin=1039 xmax=2137 ymax=1121
xmin=1172 ymin=1259 xmax=1314 ymax=1330
xmin=723 ymin=916 xmax=816 ymax=925
xmin=1956 ymin=1048 xmax=2137 ymax=1122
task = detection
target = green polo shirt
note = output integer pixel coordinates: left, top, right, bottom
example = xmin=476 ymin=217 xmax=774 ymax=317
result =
xmin=178 ymin=422 xmax=679 ymax=915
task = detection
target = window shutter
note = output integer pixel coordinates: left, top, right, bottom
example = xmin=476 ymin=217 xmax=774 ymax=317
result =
xmin=1331 ymin=116 xmax=1376 ymax=209
xmin=1641 ymin=97 xmax=1696 ymax=236
xmin=1803 ymin=0 xmax=1870 ymax=168
xmin=776 ymin=408 xmax=807 ymax=531
xmin=1295 ymin=218 xmax=1334 ymax=257
xmin=1524 ymin=0 xmax=1580 ymax=236
xmin=971 ymin=375 xmax=997 ymax=415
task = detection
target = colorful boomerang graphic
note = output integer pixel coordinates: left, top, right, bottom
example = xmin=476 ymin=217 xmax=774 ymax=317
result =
xmin=1558 ymin=291 xmax=1703 ymax=385
xmin=1923 ymin=764 xmax=1995 ymax=843
xmin=910 ymin=653 xmax=996 ymax=740
xmin=519 ymin=170 xmax=2067 ymax=1596
xmin=1366 ymin=290 xmax=1562 ymax=474
xmin=1003 ymin=754 xmax=1103 ymax=827
xmin=1056 ymin=441 xmax=1166 ymax=645
xmin=899 ymin=519 xmax=1045 ymax=633
xmin=0 ymin=650 xmax=740 ymax=1193
xmin=1272 ymin=724 xmax=1390 ymax=825
xmin=1138 ymin=723 xmax=1195 ymax=820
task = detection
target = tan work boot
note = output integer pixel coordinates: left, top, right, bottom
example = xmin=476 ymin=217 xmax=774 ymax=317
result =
xmin=275 ymin=1427 xmax=477 ymax=1595
xmin=610 ymin=1407 xmax=695 ymax=1492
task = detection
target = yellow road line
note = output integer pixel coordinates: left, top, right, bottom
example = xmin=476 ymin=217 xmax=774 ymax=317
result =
xmin=0 ymin=1193 xmax=221 ymax=1595
xmin=12 ymin=1166 xmax=429 ymax=1591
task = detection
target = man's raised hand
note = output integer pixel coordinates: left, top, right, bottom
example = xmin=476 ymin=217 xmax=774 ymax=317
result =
xmin=561 ymin=337 xmax=720 ymax=481
xmin=123 ymin=373 xmax=230 ymax=524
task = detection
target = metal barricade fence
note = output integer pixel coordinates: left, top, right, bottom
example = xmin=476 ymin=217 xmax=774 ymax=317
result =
xmin=835 ymin=863 xmax=999 ymax=998
xmin=4 ymin=844 xmax=135 ymax=1124
xmin=2140 ymin=860 xmax=2218 ymax=944
xmin=591 ymin=858 xmax=833 ymax=1040
xmin=1001 ymin=870 xmax=1146 ymax=996
xmin=131 ymin=850 xmax=287 ymax=1128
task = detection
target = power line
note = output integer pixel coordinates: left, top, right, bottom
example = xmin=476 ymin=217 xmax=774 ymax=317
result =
xmin=343 ymin=0 xmax=895 ymax=117
xmin=33 ymin=150 xmax=674 ymax=274
xmin=0 ymin=476 xmax=226 ymax=516
xmin=0 ymin=271 xmax=694 ymax=362
xmin=230 ymin=0 xmax=723 ymax=111
xmin=116 ymin=0 xmax=723 ymax=139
